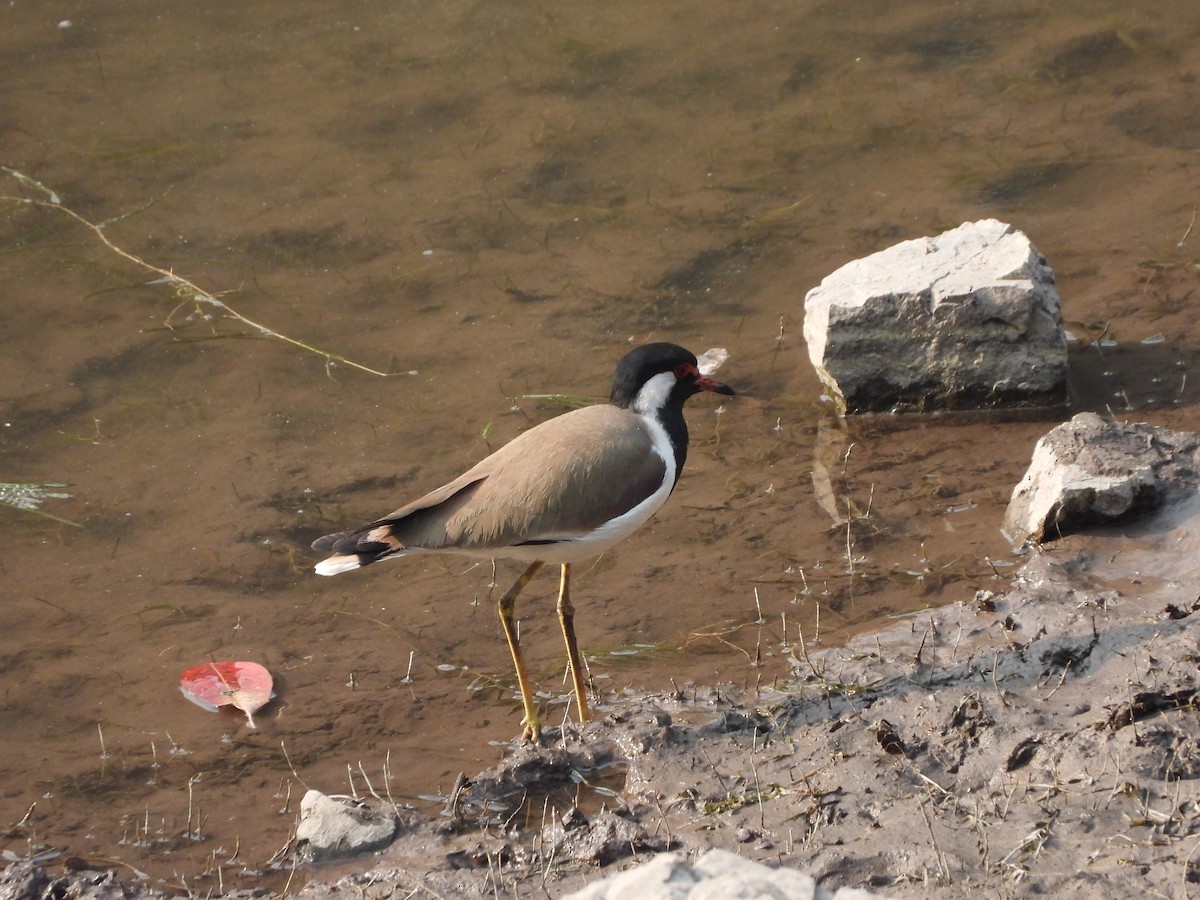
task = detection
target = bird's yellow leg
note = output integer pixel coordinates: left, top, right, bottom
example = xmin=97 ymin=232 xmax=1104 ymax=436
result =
xmin=497 ymin=560 xmax=545 ymax=741
xmin=557 ymin=563 xmax=591 ymax=724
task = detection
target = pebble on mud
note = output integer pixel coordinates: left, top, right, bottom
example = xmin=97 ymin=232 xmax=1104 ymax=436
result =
xmin=295 ymin=789 xmax=402 ymax=863
xmin=1003 ymin=411 xmax=1200 ymax=544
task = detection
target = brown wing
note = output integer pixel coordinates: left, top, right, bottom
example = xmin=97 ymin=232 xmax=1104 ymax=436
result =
xmin=441 ymin=404 xmax=667 ymax=549
xmin=323 ymin=404 xmax=666 ymax=557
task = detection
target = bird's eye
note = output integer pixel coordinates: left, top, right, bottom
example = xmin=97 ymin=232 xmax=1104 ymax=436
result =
xmin=673 ymin=363 xmax=697 ymax=379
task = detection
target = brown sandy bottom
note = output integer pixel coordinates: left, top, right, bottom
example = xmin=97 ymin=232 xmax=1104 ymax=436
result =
xmin=8 ymin=503 xmax=1199 ymax=898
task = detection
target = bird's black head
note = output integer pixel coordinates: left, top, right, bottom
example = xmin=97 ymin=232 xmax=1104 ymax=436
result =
xmin=610 ymin=342 xmax=735 ymax=412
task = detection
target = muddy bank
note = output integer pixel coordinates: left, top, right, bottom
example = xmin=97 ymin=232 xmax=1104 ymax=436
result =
xmin=8 ymin=496 xmax=1198 ymax=898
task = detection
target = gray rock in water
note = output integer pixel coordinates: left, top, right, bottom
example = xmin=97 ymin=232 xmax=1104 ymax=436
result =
xmin=1003 ymin=412 xmax=1200 ymax=544
xmin=295 ymin=789 xmax=400 ymax=863
xmin=803 ymin=219 xmax=1067 ymax=414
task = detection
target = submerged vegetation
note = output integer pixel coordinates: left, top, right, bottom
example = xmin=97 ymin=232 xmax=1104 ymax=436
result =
xmin=0 ymin=482 xmax=78 ymax=526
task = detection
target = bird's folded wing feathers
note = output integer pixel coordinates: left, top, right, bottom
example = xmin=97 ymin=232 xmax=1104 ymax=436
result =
xmin=372 ymin=405 xmax=667 ymax=552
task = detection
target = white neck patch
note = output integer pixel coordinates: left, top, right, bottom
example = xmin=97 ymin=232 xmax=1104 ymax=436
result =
xmin=632 ymin=370 xmax=676 ymax=417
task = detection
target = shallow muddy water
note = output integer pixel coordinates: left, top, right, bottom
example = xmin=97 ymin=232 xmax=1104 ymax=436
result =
xmin=2 ymin=0 xmax=1199 ymax=892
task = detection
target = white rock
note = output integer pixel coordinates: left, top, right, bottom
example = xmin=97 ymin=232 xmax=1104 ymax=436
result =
xmin=295 ymin=789 xmax=400 ymax=863
xmin=563 ymin=853 xmax=699 ymax=900
xmin=803 ymin=219 xmax=1067 ymax=414
xmin=562 ymin=848 xmax=878 ymax=899
xmin=1003 ymin=412 xmax=1200 ymax=544
xmin=691 ymin=849 xmax=819 ymax=898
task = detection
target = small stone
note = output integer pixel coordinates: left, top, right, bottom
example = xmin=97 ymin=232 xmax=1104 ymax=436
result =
xmin=1003 ymin=412 xmax=1200 ymax=544
xmin=295 ymin=789 xmax=400 ymax=863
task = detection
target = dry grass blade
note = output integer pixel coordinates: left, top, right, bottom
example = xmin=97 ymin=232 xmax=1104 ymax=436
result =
xmin=2 ymin=168 xmax=392 ymax=378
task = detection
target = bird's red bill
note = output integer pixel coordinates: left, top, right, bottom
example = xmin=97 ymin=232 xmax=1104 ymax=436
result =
xmin=695 ymin=373 xmax=735 ymax=395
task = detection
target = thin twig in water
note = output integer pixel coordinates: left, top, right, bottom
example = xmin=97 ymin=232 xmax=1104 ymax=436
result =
xmin=1178 ymin=207 xmax=1197 ymax=247
xmin=280 ymin=740 xmax=308 ymax=790
xmin=356 ymin=760 xmax=382 ymax=800
xmin=2 ymin=168 xmax=392 ymax=377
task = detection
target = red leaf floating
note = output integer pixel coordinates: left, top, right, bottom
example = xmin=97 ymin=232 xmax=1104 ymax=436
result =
xmin=180 ymin=661 xmax=274 ymax=728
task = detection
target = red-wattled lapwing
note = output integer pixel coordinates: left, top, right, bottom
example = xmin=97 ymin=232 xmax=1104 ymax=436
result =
xmin=312 ymin=342 xmax=734 ymax=741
